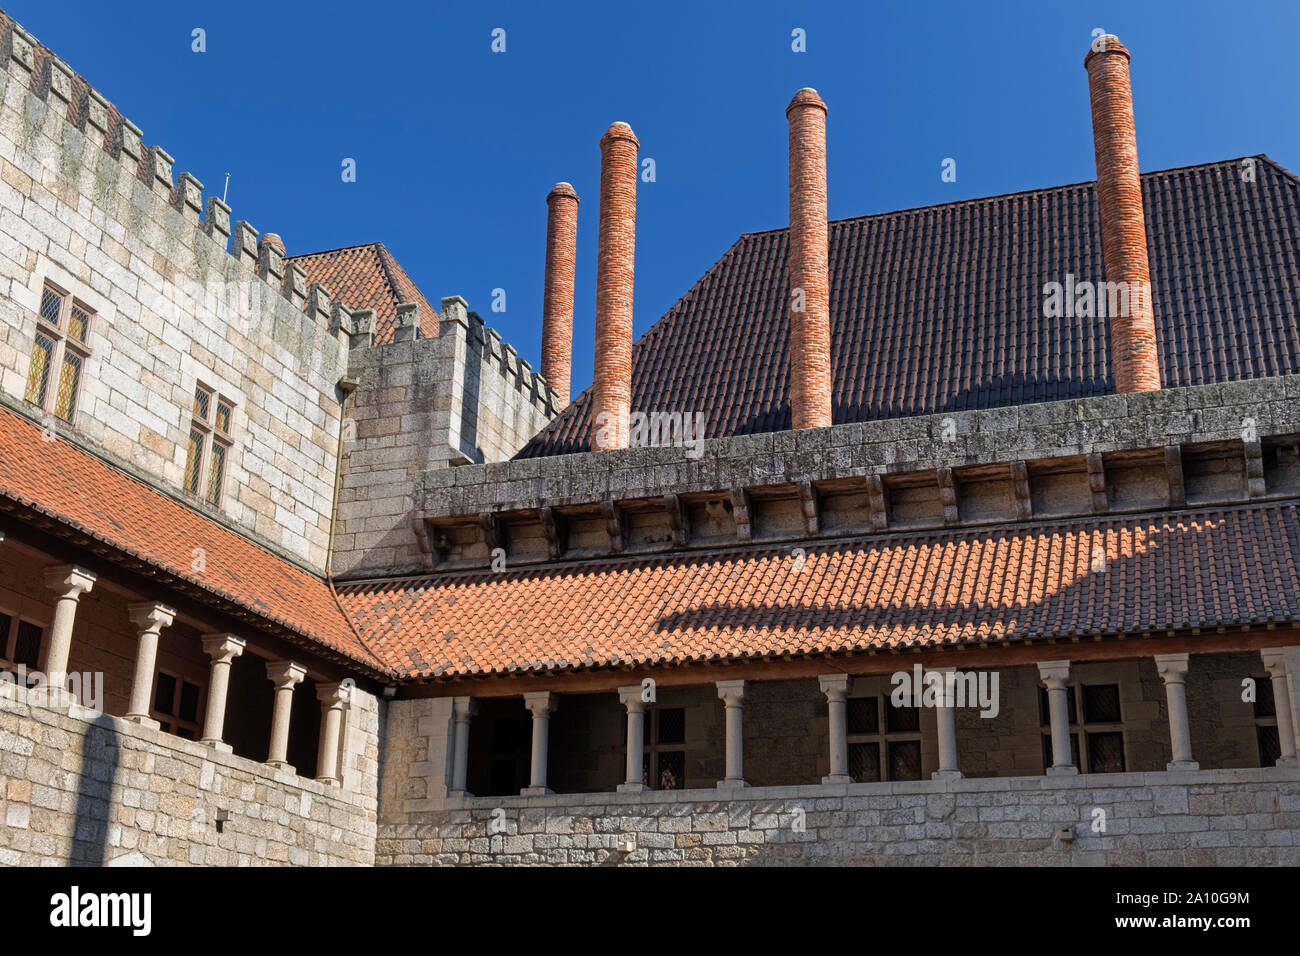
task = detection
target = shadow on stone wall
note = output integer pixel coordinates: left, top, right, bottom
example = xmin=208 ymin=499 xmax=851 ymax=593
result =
xmin=67 ymin=711 xmax=120 ymax=866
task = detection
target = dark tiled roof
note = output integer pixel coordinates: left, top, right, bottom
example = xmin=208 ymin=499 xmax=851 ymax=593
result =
xmin=290 ymin=242 xmax=439 ymax=344
xmin=337 ymin=503 xmax=1300 ymax=679
xmin=519 ymin=156 xmax=1300 ymax=457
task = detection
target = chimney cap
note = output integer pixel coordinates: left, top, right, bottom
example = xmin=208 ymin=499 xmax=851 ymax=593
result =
xmin=547 ymin=182 xmax=580 ymax=203
xmin=259 ymin=232 xmax=286 ymax=255
xmin=786 ymin=88 xmax=828 ymax=116
xmin=600 ymin=121 xmax=639 ymax=149
xmin=1084 ymin=34 xmax=1130 ymax=67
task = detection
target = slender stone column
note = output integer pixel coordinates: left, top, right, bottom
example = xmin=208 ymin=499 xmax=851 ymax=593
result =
xmin=819 ymin=674 xmax=851 ymax=784
xmin=265 ymin=660 xmax=307 ymax=771
xmin=315 ymin=681 xmax=351 ymax=785
xmin=199 ymin=633 xmax=245 ymax=751
xmin=449 ymin=696 xmax=479 ymax=796
xmin=1155 ymin=653 xmax=1198 ymax=770
xmin=1038 ymin=660 xmax=1078 ymax=775
xmin=716 ymin=680 xmax=748 ymax=788
xmin=1283 ymin=647 xmax=1300 ymax=762
xmin=41 ymin=565 xmax=96 ymax=706
xmin=124 ymin=602 xmax=176 ymax=727
xmin=522 ymin=691 xmax=557 ymax=795
xmin=930 ymin=667 xmax=962 ymax=779
xmin=618 ymin=685 xmax=649 ymax=792
xmin=1261 ymin=648 xmax=1298 ymax=767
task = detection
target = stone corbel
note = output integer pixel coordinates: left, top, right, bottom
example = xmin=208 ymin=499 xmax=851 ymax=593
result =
xmin=796 ymin=480 xmax=819 ymax=536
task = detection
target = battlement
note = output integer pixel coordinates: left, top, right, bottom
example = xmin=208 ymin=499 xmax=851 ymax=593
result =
xmin=0 ymin=13 xmax=361 ymax=334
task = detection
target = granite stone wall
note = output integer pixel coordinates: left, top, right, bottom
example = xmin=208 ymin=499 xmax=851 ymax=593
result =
xmin=374 ymin=768 xmax=1300 ymax=866
xmin=0 ymin=681 xmax=381 ymax=866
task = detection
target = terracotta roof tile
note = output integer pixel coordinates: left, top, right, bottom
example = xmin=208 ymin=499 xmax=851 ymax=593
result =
xmin=338 ymin=503 xmax=1300 ymax=679
xmin=290 ymin=242 xmax=439 ymax=344
xmin=0 ymin=405 xmax=384 ymax=670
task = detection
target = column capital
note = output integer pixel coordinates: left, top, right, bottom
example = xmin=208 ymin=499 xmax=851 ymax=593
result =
xmin=1154 ymin=652 xmax=1191 ymax=681
xmin=818 ymin=673 xmax=850 ymax=700
xmin=618 ymin=684 xmax=649 ymax=712
xmin=1260 ymin=647 xmax=1292 ymax=676
xmin=1037 ymin=659 xmax=1072 ymax=687
xmin=200 ymin=633 xmax=246 ymax=663
xmin=266 ymin=660 xmax=308 ymax=688
xmin=452 ymin=695 xmax=479 ymax=720
xmin=44 ymin=564 xmax=96 ymax=598
xmin=716 ymin=679 xmax=746 ymax=704
xmin=524 ymin=690 xmax=557 ymax=717
xmin=316 ymin=681 xmax=352 ymax=708
xmin=127 ymin=601 xmax=176 ymax=632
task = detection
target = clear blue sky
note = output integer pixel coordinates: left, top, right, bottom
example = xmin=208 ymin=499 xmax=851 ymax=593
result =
xmin=8 ymin=0 xmax=1298 ymax=393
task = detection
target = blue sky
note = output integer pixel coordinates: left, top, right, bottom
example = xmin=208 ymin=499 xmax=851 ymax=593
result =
xmin=8 ymin=0 xmax=1299 ymax=394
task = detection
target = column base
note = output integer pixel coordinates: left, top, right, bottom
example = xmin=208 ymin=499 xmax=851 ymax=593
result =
xmin=28 ymin=686 xmax=76 ymax=711
xmin=448 ymin=789 xmax=475 ymax=799
xmin=1166 ymin=760 xmax=1200 ymax=771
xmin=931 ymin=770 xmax=963 ymax=780
xmin=125 ymin=714 xmax=161 ymax=731
xmin=201 ymin=739 xmax=232 ymax=754
xmin=315 ymin=776 xmax=341 ymax=787
xmin=1047 ymin=765 xmax=1079 ymax=776
xmin=1276 ymin=756 xmax=1299 ymax=768
xmin=617 ymin=783 xmax=649 ymax=793
xmin=821 ymin=774 xmax=851 ymax=785
xmin=716 ymin=778 xmax=750 ymax=789
xmin=520 ymin=786 xmax=553 ymax=796
xmin=266 ymin=760 xmax=296 ymax=773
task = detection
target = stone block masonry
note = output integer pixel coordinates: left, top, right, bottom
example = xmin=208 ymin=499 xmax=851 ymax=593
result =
xmin=0 ymin=680 xmax=381 ymax=866
xmin=376 ymin=768 xmax=1300 ymax=866
xmin=0 ymin=15 xmax=355 ymax=573
xmin=334 ymin=298 xmax=557 ymax=577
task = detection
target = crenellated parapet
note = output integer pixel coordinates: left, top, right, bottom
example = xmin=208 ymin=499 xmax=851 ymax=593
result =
xmin=0 ymin=13 xmax=364 ymax=341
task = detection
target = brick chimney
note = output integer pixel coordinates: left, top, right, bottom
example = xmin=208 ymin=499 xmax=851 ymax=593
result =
xmin=786 ymin=88 xmax=832 ymax=429
xmin=542 ymin=182 xmax=579 ymax=409
xmin=592 ymin=122 xmax=638 ymax=450
xmin=1085 ymin=35 xmax=1161 ymax=393
xmin=259 ymin=232 xmax=285 ymax=256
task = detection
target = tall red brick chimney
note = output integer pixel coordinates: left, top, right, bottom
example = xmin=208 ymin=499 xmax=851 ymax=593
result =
xmin=786 ymin=88 xmax=832 ymax=429
xmin=542 ymin=182 xmax=579 ymax=408
xmin=592 ymin=122 xmax=638 ymax=450
xmin=1085 ymin=35 xmax=1161 ymax=393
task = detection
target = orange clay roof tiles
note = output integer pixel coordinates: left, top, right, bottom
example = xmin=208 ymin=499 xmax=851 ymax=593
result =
xmin=0 ymin=405 xmax=384 ymax=670
xmin=338 ymin=504 xmax=1300 ymax=680
xmin=290 ymin=242 xmax=439 ymax=344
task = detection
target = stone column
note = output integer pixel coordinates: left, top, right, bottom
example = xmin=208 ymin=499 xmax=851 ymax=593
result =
xmin=1038 ymin=660 xmax=1077 ymax=775
xmin=315 ymin=681 xmax=351 ymax=785
xmin=930 ymin=667 xmax=962 ymax=779
xmin=618 ymin=685 xmax=649 ymax=792
xmin=199 ymin=633 xmax=245 ymax=751
xmin=124 ymin=602 xmax=176 ymax=727
xmin=1155 ymin=653 xmax=1198 ymax=770
xmin=716 ymin=680 xmax=748 ymax=788
xmin=40 ymin=565 xmax=96 ymax=706
xmin=1261 ymin=648 xmax=1298 ymax=767
xmin=1283 ymin=647 xmax=1300 ymax=761
xmin=522 ymin=691 xmax=557 ymax=795
xmin=449 ymin=696 xmax=479 ymax=797
xmin=265 ymin=660 xmax=307 ymax=771
xmin=819 ymin=674 xmax=851 ymax=784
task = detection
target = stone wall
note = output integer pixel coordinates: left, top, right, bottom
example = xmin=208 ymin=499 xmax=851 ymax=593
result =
xmin=335 ymin=298 xmax=557 ymax=577
xmin=422 ymin=374 xmax=1300 ymax=519
xmin=0 ymin=682 xmax=381 ymax=866
xmin=373 ymin=767 xmax=1300 ymax=866
xmin=0 ymin=17 xmax=349 ymax=572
